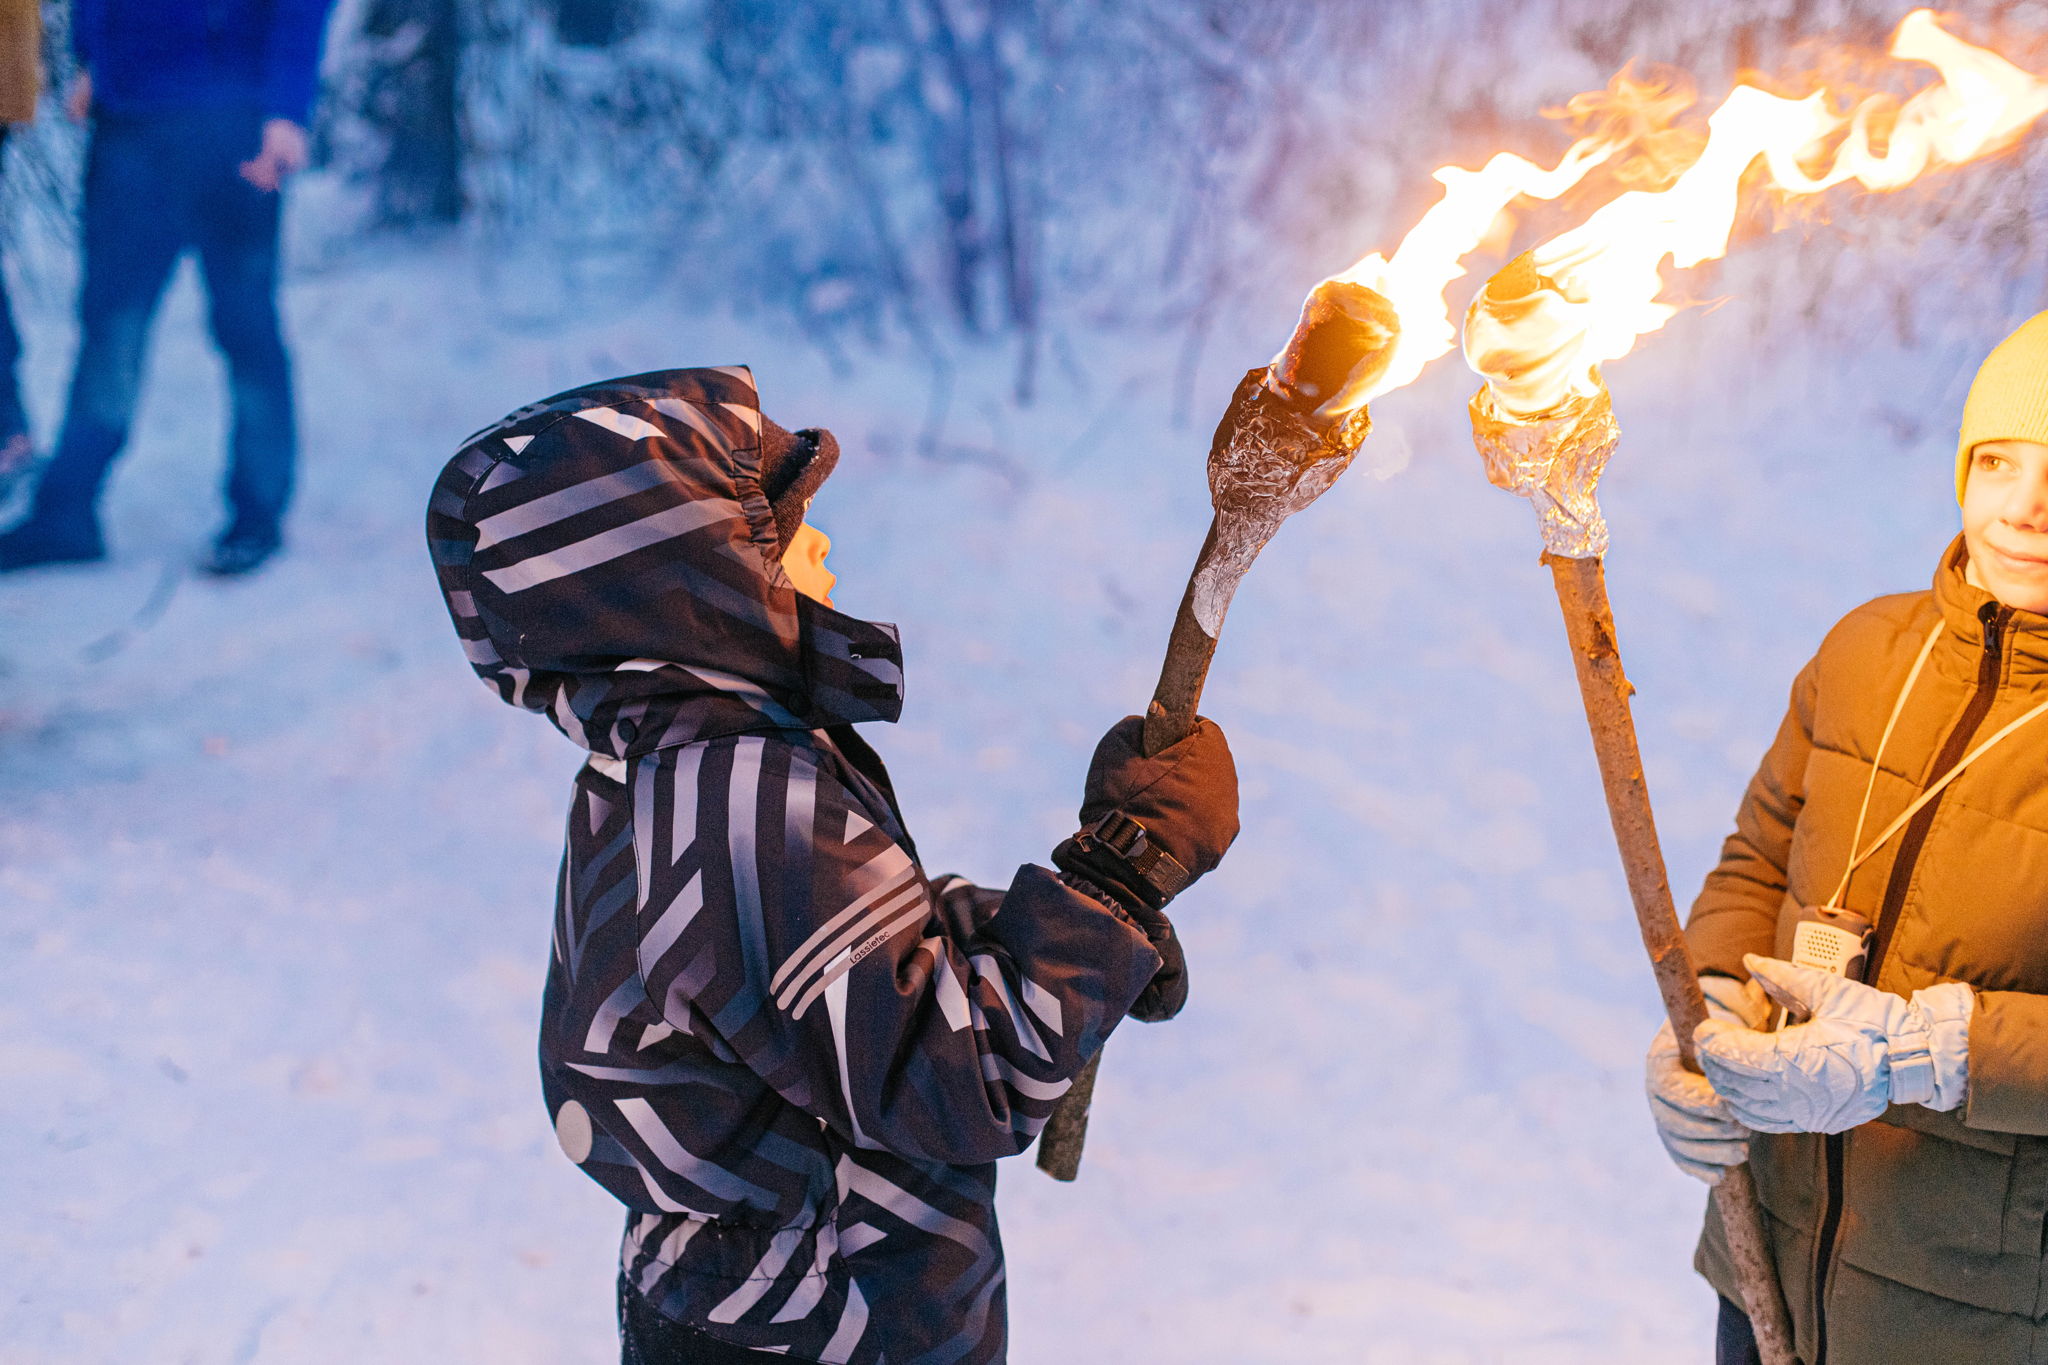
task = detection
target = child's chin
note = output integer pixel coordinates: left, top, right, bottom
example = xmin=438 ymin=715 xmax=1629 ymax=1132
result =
xmin=1987 ymin=569 xmax=2048 ymax=613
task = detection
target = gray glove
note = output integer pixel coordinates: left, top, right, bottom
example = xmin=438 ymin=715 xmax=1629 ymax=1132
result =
xmin=1696 ymin=954 xmax=1973 ymax=1135
xmin=1645 ymin=974 xmax=1768 ymax=1185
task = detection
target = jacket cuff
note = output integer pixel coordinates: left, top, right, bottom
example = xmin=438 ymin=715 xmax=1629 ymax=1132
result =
xmin=1893 ymin=982 xmax=1972 ymax=1111
xmin=1963 ymin=990 xmax=2048 ymax=1135
xmin=993 ymin=864 xmax=1160 ymax=1058
xmin=1057 ymin=867 xmax=1124 ymax=913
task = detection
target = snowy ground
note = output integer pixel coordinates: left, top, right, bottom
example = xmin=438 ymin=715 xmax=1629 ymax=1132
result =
xmin=0 ymin=179 xmax=2008 ymax=1363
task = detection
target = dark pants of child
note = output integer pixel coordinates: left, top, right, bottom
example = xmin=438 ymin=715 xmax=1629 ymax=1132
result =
xmin=26 ymin=106 xmax=295 ymax=550
xmin=619 ymin=1279 xmax=819 ymax=1365
xmin=1718 ymin=1296 xmax=1764 ymax=1365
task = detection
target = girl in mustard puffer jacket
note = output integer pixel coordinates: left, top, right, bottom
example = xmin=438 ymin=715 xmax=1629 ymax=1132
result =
xmin=1648 ymin=312 xmax=2048 ymax=1365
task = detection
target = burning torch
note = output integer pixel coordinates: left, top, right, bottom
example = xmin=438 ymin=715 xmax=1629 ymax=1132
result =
xmin=1443 ymin=17 xmax=2048 ymax=1349
xmin=1462 ymin=254 xmax=1795 ymax=1364
xmin=1031 ymin=28 xmax=1679 ymax=1185
xmin=1035 ymin=279 xmax=1399 ymax=1181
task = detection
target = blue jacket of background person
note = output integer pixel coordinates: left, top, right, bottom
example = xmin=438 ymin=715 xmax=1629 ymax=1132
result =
xmin=72 ymin=0 xmax=335 ymax=125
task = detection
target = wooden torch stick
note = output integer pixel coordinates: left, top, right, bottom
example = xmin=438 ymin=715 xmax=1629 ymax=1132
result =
xmin=1143 ymin=522 xmax=1227 ymax=754
xmin=1464 ymin=251 xmax=1793 ymax=1357
xmin=1543 ymin=552 xmax=1794 ymax=1365
xmin=1035 ymin=520 xmax=1228 ymax=1182
xmin=1037 ymin=280 xmax=1395 ymax=1181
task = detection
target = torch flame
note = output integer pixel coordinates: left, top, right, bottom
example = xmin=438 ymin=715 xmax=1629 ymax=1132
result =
xmin=1811 ymin=10 xmax=2048 ymax=193
xmin=1305 ymin=137 xmax=1619 ymax=416
xmin=1465 ymin=10 xmax=2048 ymax=419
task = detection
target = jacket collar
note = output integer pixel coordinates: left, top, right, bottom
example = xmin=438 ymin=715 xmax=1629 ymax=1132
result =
xmin=796 ymin=596 xmax=905 ymax=728
xmin=1932 ymin=535 xmax=2048 ymax=684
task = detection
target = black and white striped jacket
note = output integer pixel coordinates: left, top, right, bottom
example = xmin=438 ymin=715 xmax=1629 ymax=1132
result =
xmin=427 ymin=367 xmax=1160 ymax=1363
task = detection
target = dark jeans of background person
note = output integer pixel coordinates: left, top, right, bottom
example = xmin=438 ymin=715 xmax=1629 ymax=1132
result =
xmin=619 ymin=1279 xmax=810 ymax=1365
xmin=28 ymin=106 xmax=295 ymax=549
xmin=1718 ymin=1296 xmax=1764 ymax=1365
xmin=0 ymin=127 xmax=27 ymax=453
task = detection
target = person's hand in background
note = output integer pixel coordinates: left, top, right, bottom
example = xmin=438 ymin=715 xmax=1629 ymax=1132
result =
xmin=239 ymin=118 xmax=309 ymax=192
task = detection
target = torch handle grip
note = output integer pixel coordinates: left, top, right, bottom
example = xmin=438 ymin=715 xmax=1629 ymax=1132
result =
xmin=1543 ymin=553 xmax=1796 ymax=1365
xmin=1142 ymin=519 xmax=1225 ymax=756
xmin=1037 ymin=517 xmax=1237 ymax=1182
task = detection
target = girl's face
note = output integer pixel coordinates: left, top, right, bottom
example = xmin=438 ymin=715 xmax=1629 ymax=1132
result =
xmin=781 ymin=521 xmax=836 ymax=608
xmin=1963 ymin=439 xmax=2048 ymax=614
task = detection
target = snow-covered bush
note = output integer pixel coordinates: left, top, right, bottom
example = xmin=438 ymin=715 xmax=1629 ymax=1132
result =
xmin=310 ymin=0 xmax=2048 ymax=376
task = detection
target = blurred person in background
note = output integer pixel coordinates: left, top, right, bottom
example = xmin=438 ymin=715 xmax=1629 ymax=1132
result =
xmin=0 ymin=0 xmax=335 ymax=578
xmin=1645 ymin=312 xmax=2048 ymax=1365
xmin=0 ymin=0 xmax=37 ymax=498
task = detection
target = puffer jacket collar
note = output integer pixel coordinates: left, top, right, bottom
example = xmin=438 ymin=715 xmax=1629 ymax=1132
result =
xmin=427 ymin=366 xmax=903 ymax=758
xmin=1931 ymin=534 xmax=2048 ymax=687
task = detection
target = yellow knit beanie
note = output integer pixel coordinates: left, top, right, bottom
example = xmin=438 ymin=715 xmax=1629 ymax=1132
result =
xmin=1957 ymin=310 xmax=2048 ymax=502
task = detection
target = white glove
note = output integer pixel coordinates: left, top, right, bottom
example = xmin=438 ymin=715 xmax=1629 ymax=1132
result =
xmin=1694 ymin=953 xmax=1973 ymax=1135
xmin=1645 ymin=974 xmax=1768 ymax=1184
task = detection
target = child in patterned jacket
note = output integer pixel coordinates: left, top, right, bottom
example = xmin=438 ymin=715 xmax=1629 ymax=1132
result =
xmin=427 ymin=366 xmax=1241 ymax=1364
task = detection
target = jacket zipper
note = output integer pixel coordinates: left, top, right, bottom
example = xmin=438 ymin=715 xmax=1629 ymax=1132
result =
xmin=1808 ymin=601 xmax=2009 ymax=1365
xmin=1867 ymin=604 xmax=2008 ymax=982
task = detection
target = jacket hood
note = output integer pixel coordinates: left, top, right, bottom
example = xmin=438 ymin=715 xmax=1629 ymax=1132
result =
xmin=426 ymin=366 xmax=903 ymax=757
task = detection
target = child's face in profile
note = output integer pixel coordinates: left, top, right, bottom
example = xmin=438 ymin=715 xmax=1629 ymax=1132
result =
xmin=1963 ymin=439 xmax=2048 ymax=614
xmin=782 ymin=521 xmax=836 ymax=608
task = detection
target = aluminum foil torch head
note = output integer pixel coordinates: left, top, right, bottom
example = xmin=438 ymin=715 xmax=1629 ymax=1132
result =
xmin=1181 ymin=281 xmax=1399 ymax=638
xmin=1205 ymin=280 xmax=1396 ymax=521
xmin=1464 ymin=254 xmax=1620 ymax=559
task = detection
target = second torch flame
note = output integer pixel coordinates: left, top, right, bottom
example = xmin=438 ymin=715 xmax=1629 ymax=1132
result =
xmin=1465 ymin=8 xmax=2048 ymax=425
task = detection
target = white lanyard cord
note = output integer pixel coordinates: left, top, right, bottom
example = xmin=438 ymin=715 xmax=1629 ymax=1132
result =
xmin=1827 ymin=623 xmax=1941 ymax=908
xmin=1827 ymin=619 xmax=2048 ymax=908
